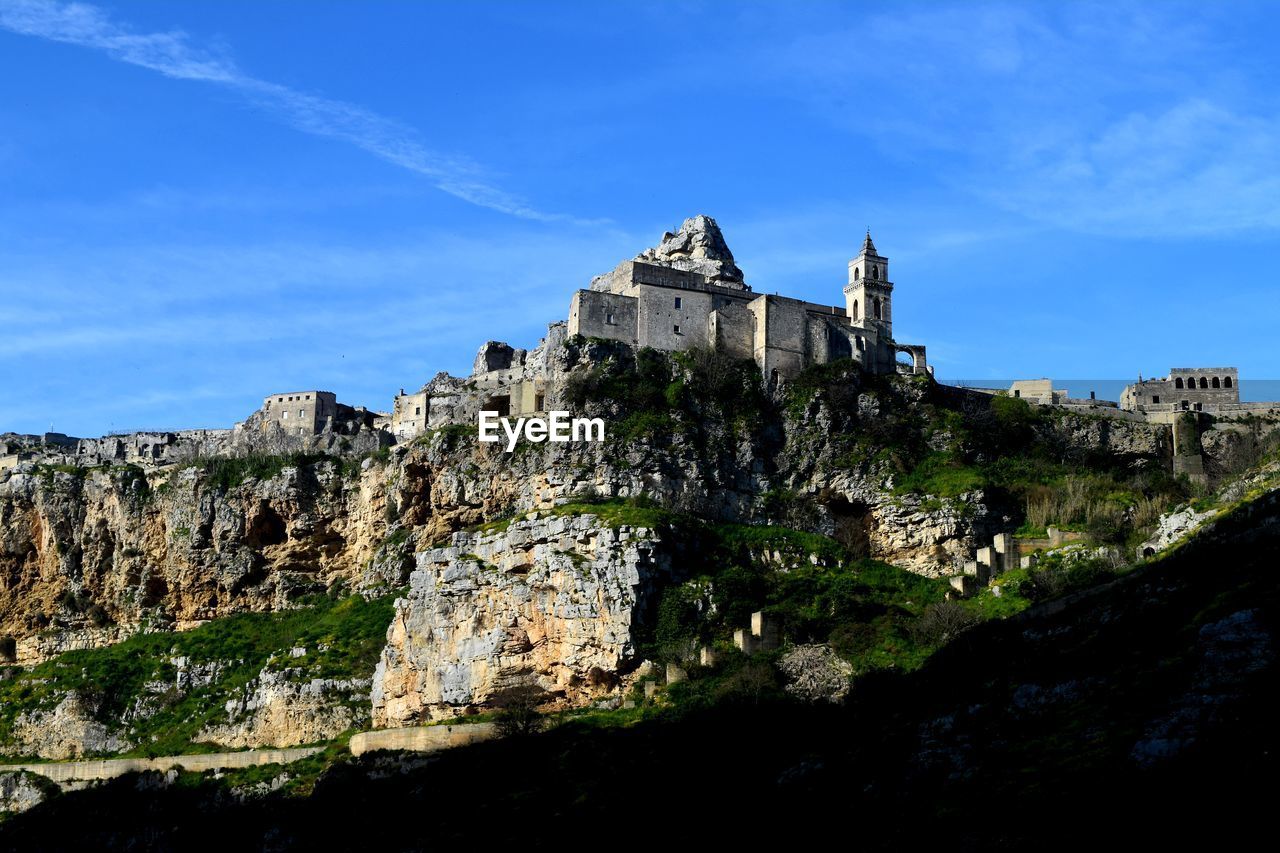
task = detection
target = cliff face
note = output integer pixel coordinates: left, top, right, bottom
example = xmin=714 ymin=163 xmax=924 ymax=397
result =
xmin=372 ymin=513 xmax=666 ymax=725
xmin=0 ymin=461 xmax=395 ymax=664
xmin=1 ymin=345 xmax=1191 ymax=671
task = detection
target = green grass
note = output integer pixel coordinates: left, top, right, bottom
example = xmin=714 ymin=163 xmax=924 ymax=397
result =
xmin=0 ymin=592 xmax=399 ymax=759
xmin=198 ymin=453 xmax=336 ymax=491
xmin=550 ymin=496 xmax=675 ymax=530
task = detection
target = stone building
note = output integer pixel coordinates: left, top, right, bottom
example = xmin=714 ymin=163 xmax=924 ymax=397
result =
xmin=1121 ymin=368 xmax=1240 ymax=413
xmin=568 ymin=217 xmax=927 ymax=382
xmin=391 ymin=390 xmax=429 ymax=441
xmin=259 ymin=391 xmax=338 ymax=436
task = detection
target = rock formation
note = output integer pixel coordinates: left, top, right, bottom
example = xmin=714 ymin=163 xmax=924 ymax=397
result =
xmin=634 ymin=214 xmax=745 ymax=285
xmin=372 ymin=513 xmax=667 ymax=725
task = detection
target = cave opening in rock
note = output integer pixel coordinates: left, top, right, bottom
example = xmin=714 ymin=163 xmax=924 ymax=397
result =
xmin=245 ymin=504 xmax=287 ymax=548
xmin=825 ymin=497 xmax=872 ymax=558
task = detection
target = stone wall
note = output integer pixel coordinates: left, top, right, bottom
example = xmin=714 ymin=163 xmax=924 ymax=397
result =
xmin=0 ymin=746 xmax=322 ymax=785
xmin=568 ymin=289 xmax=639 ymax=344
xmin=349 ymin=723 xmax=497 ymax=756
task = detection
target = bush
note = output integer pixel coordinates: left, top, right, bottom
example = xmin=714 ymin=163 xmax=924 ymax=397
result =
xmin=491 ymin=685 xmax=545 ymax=737
xmin=910 ymin=601 xmax=980 ymax=646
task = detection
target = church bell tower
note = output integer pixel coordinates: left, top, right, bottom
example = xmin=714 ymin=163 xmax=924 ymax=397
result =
xmin=844 ymin=230 xmax=893 ymax=339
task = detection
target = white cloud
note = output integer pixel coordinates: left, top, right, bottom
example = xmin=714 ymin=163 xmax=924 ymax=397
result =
xmin=764 ymin=2 xmax=1280 ymax=238
xmin=0 ymin=0 xmax=599 ymax=224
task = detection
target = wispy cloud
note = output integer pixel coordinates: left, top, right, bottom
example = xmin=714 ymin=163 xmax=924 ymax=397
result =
xmin=765 ymin=2 xmax=1280 ymax=238
xmin=0 ymin=0 xmax=597 ymax=223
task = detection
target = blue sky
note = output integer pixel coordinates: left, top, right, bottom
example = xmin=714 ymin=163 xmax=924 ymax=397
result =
xmin=2 ymin=0 xmax=1280 ymax=436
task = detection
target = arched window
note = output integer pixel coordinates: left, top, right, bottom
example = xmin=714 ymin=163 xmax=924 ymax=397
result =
xmin=874 ymin=297 xmax=882 ymax=319
xmin=1175 ymin=377 xmax=1184 ymax=389
xmin=852 ymin=299 xmax=859 ymax=320
xmin=1225 ymin=376 xmax=1234 ymax=388
xmin=856 ymin=336 xmax=865 ymax=351
xmin=872 ymin=265 xmax=880 ymax=280
xmin=853 ymin=268 xmax=860 ymax=281
xmin=1199 ymin=377 xmax=1209 ymax=389
xmin=1212 ymin=377 xmax=1221 ymax=388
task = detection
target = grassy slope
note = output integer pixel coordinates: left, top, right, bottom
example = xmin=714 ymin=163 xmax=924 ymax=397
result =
xmin=0 ymin=593 xmax=397 ymax=759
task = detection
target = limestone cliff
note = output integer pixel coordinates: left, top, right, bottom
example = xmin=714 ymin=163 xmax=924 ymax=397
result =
xmin=372 ymin=514 xmax=666 ymax=725
xmin=0 ymin=341 xmax=1181 ymax=665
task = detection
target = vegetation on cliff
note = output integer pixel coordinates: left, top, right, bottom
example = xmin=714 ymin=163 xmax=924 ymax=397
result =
xmin=0 ymin=591 xmax=397 ymax=759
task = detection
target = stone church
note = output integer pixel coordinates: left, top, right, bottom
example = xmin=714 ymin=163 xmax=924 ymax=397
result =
xmin=567 ymin=215 xmax=927 ymax=382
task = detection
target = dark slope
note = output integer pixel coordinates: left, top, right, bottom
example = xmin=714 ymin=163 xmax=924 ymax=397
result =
xmin=4 ymin=491 xmax=1278 ymax=851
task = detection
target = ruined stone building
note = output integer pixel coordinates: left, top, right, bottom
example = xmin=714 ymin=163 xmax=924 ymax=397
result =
xmin=568 ymin=217 xmax=928 ymax=382
xmin=1121 ymin=369 xmax=1240 ymax=414
xmin=259 ymin=391 xmax=338 ymax=436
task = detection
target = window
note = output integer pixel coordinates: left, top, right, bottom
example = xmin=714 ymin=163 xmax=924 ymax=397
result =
xmin=1212 ymin=377 xmax=1221 ymax=388
xmin=606 ymin=312 xmax=616 ymax=325
xmin=673 ymin=324 xmax=681 ymax=335
xmin=278 ymin=397 xmax=284 ymax=403
xmin=852 ymin=299 xmax=859 ymax=320
xmin=853 ymin=268 xmax=860 ymax=281
xmin=414 ymin=406 xmax=421 ymax=416
xmin=535 ymin=393 xmax=545 ymax=411
xmin=1225 ymin=376 xmax=1234 ymax=388
xmin=283 ymin=411 xmax=289 ymax=419
xmin=1152 ymin=395 xmax=1160 ymax=404
xmin=674 ymin=297 xmax=682 ymax=309
xmin=1199 ymin=377 xmax=1209 ymax=389
xmin=306 ymin=395 xmax=311 ymax=400
xmin=1014 ymin=390 xmax=1021 ymax=398
xmin=299 ymin=409 xmax=305 ymax=418
xmin=1175 ymin=377 xmax=1184 ymax=389
xmin=874 ymin=297 xmax=882 ymax=320
xmin=872 ymin=265 xmax=880 ymax=280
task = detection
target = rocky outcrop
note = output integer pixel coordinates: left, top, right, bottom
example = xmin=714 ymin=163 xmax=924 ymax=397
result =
xmin=11 ymin=693 xmax=132 ymax=760
xmin=629 ymin=214 xmax=746 ymax=287
xmin=198 ymin=668 xmax=370 ymax=749
xmin=778 ymin=644 xmax=853 ymax=704
xmin=0 ymin=771 xmax=50 ymax=816
xmin=1038 ymin=412 xmax=1170 ymax=463
xmin=372 ymin=514 xmax=667 ymax=725
xmin=1137 ymin=504 xmax=1218 ymax=558
xmin=588 ymin=212 xmax=747 ymax=289
xmin=0 ymin=459 xmax=396 ymax=665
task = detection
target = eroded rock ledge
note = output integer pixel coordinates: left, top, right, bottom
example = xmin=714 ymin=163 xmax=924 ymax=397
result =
xmin=372 ymin=513 xmax=668 ymax=725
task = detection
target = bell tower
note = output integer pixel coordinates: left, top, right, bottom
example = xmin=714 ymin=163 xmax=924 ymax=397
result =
xmin=844 ymin=229 xmax=893 ymax=339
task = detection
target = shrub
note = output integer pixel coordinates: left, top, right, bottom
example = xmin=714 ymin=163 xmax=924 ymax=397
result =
xmin=491 ymin=684 xmax=545 ymax=737
xmin=910 ymin=601 xmax=980 ymax=646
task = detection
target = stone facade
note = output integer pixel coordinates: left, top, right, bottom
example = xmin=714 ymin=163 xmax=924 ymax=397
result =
xmin=1121 ymin=368 xmax=1240 ymax=413
xmin=391 ymin=390 xmax=429 ymax=441
xmin=567 ymin=218 xmax=926 ymax=382
xmin=260 ymin=391 xmax=337 ymax=436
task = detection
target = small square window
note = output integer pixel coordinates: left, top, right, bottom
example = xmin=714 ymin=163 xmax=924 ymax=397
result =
xmin=1152 ymin=396 xmax=1160 ymax=404
xmin=306 ymin=395 xmax=311 ymax=400
xmin=674 ymin=324 xmax=681 ymax=334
